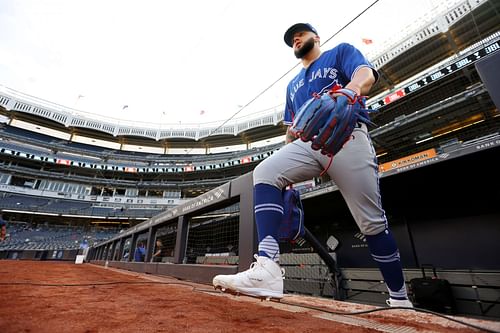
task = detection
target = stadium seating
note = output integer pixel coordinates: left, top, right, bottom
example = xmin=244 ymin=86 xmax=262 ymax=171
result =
xmin=0 ymin=222 xmax=117 ymax=251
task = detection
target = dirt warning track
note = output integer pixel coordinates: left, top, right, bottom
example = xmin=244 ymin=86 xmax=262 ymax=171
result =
xmin=0 ymin=261 xmax=498 ymax=333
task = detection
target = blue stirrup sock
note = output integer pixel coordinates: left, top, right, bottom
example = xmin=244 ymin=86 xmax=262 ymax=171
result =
xmin=254 ymin=183 xmax=282 ymax=262
xmin=365 ymin=229 xmax=408 ymax=300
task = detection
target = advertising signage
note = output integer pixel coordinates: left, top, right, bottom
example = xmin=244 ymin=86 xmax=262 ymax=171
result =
xmin=368 ymin=40 xmax=500 ymax=110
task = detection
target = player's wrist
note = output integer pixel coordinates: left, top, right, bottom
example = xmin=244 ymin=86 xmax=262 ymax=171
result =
xmin=341 ymin=83 xmax=361 ymax=96
xmin=328 ymin=88 xmax=358 ymax=104
xmin=342 ymin=88 xmax=360 ymax=97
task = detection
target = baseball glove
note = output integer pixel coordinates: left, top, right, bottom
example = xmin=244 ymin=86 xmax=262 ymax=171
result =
xmin=290 ymin=88 xmax=371 ymax=157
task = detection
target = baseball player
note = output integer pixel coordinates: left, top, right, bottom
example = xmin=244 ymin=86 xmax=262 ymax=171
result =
xmin=213 ymin=23 xmax=413 ymax=307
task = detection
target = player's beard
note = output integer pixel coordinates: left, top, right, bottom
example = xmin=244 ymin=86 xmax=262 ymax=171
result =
xmin=294 ymin=37 xmax=315 ymax=59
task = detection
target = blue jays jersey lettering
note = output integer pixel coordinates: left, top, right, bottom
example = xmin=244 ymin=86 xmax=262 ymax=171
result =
xmin=284 ymin=43 xmax=378 ymax=125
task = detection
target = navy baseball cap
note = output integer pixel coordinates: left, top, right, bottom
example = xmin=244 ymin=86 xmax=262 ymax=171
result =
xmin=284 ymin=23 xmax=318 ymax=47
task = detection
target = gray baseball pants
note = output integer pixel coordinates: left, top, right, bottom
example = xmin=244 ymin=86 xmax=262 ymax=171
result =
xmin=253 ymin=123 xmax=387 ymax=236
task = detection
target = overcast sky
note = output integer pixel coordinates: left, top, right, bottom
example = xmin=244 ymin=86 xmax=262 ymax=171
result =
xmin=0 ymin=0 xmax=459 ymax=126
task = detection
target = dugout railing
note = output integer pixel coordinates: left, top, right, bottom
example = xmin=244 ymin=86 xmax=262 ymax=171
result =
xmin=89 ymin=172 xmax=256 ymax=283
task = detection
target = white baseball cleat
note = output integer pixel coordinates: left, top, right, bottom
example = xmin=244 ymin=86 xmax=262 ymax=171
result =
xmin=386 ymin=298 xmax=414 ymax=308
xmin=213 ymin=254 xmax=284 ymax=299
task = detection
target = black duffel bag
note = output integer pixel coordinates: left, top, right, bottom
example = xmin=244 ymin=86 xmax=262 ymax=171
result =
xmin=410 ymin=264 xmax=457 ymax=314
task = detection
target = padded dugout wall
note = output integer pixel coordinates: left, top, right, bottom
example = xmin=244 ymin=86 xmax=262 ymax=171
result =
xmin=476 ymin=50 xmax=500 ymax=110
xmin=0 ymin=249 xmax=78 ymax=261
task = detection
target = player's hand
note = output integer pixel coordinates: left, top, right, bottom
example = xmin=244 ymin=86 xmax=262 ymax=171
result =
xmin=289 ymin=88 xmax=371 ymax=156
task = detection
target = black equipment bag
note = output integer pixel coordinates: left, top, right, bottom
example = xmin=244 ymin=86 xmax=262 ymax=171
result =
xmin=410 ymin=265 xmax=457 ymax=314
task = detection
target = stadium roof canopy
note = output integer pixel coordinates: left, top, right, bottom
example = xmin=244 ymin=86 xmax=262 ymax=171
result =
xmin=0 ymin=0 xmax=497 ymax=152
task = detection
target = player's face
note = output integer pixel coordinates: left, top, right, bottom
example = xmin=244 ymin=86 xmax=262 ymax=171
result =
xmin=294 ymin=36 xmax=316 ymax=59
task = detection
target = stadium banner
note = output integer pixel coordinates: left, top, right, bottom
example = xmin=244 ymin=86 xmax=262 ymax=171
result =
xmin=379 ymin=148 xmax=437 ymax=173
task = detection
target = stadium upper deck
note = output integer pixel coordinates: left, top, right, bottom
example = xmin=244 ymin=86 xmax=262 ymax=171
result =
xmin=0 ymin=0 xmax=498 ymax=157
xmin=0 ymin=0 xmax=498 ymax=200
